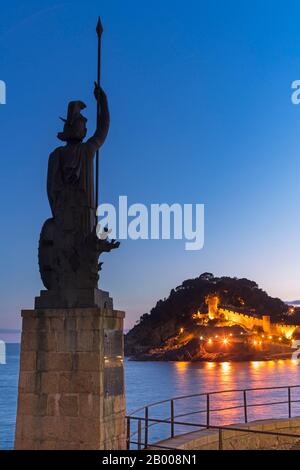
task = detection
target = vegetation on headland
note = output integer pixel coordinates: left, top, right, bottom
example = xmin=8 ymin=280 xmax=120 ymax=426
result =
xmin=125 ymin=273 xmax=300 ymax=361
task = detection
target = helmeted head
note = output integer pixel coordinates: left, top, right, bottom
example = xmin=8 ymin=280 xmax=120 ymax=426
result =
xmin=57 ymin=100 xmax=87 ymax=142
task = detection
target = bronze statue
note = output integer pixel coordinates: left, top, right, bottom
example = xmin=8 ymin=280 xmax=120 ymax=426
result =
xmin=36 ymin=17 xmax=119 ymax=308
xmin=38 ymin=84 xmax=119 ymax=292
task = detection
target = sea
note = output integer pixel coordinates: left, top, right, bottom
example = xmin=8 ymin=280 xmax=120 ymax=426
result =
xmin=2 ymin=344 xmax=300 ymax=449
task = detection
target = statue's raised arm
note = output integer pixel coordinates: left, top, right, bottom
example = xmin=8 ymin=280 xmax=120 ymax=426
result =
xmin=85 ymin=83 xmax=110 ymax=155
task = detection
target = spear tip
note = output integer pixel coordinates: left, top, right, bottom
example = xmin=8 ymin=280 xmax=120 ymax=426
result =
xmin=96 ymin=16 xmax=103 ymax=37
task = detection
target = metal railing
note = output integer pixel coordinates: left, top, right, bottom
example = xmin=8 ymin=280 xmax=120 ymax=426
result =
xmin=126 ymin=384 xmax=300 ymax=449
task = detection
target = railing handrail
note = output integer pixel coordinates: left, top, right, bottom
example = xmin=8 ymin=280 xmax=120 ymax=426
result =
xmin=127 ymin=383 xmax=300 ymax=449
xmin=127 ymin=415 xmax=300 ymax=450
xmin=128 ymin=383 xmax=300 ymax=416
xmin=128 ymin=415 xmax=300 ymax=439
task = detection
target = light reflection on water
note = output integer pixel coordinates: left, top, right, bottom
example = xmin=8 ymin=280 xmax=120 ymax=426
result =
xmin=2 ymin=346 xmax=300 ymax=448
xmin=126 ymin=359 xmax=300 ymax=445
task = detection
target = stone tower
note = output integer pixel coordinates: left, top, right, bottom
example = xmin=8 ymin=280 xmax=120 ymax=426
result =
xmin=206 ymin=294 xmax=220 ymax=320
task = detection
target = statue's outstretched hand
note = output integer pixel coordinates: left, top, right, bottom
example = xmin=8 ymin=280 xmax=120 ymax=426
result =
xmin=89 ymin=82 xmax=109 ymax=146
xmin=94 ymin=82 xmax=106 ymax=102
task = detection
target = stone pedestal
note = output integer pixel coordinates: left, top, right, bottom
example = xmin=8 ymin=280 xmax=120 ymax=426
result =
xmin=14 ymin=290 xmax=126 ymax=450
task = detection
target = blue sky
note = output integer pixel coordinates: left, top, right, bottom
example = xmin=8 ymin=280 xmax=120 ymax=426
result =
xmin=1 ymin=0 xmax=300 ymax=333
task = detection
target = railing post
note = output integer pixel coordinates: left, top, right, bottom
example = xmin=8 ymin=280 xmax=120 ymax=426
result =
xmin=126 ymin=417 xmax=131 ymax=450
xmin=170 ymin=400 xmax=175 ymax=438
xmin=206 ymin=394 xmax=210 ymax=428
xmin=144 ymin=407 xmax=149 ymax=449
xmin=288 ymin=387 xmax=292 ymax=419
xmin=243 ymin=390 xmax=248 ymax=423
xmin=218 ymin=428 xmax=223 ymax=450
xmin=138 ymin=418 xmax=142 ymax=450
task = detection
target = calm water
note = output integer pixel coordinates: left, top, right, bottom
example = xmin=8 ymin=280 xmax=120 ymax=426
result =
xmin=2 ymin=344 xmax=300 ymax=449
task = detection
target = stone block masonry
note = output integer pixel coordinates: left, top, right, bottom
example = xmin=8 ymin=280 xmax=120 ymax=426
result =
xmin=14 ymin=290 xmax=126 ymax=450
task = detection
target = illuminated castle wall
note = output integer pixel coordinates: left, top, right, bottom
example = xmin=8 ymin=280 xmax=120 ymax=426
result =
xmin=206 ymin=295 xmax=297 ymax=340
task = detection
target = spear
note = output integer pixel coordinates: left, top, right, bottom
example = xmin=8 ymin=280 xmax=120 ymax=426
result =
xmin=95 ymin=17 xmax=103 ymax=225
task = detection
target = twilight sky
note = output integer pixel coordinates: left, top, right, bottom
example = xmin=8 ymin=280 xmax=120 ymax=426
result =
xmin=1 ymin=0 xmax=300 ymax=335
